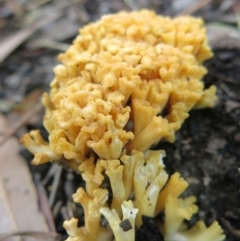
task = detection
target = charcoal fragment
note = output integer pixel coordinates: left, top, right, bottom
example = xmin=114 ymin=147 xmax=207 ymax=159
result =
xmin=119 ymin=219 xmax=132 ymax=231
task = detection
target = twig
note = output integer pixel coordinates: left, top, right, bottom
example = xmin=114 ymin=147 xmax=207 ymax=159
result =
xmin=177 ymin=0 xmax=214 ymax=16
xmin=42 ymin=164 xmax=60 ymax=186
xmin=26 ymin=38 xmax=70 ymax=51
xmin=34 ymin=174 xmax=57 ymax=233
xmin=66 ymin=200 xmax=75 ymax=218
xmin=221 ymin=218 xmax=240 ymax=238
xmin=61 ymin=206 xmax=70 ymax=220
xmin=220 ymin=83 xmax=240 ymax=100
xmin=0 ymin=102 xmax=43 ymax=147
xmin=52 ymin=200 xmax=62 ymax=218
xmin=49 ymin=164 xmax=63 ymax=208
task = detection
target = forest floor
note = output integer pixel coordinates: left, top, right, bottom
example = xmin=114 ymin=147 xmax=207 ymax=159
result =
xmin=0 ymin=0 xmax=240 ymax=241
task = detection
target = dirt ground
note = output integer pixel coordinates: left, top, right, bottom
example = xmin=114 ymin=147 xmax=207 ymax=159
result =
xmin=0 ymin=0 xmax=240 ymax=241
xmin=161 ymin=47 xmax=240 ymax=241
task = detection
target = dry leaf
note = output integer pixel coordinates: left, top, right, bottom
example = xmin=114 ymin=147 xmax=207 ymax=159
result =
xmin=0 ymin=115 xmax=49 ymax=240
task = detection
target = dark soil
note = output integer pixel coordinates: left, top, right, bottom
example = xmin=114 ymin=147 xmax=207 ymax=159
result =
xmin=161 ymin=47 xmax=240 ymax=241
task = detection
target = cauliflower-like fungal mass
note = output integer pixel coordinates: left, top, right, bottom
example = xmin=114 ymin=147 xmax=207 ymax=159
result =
xmin=21 ymin=9 xmax=217 ymax=167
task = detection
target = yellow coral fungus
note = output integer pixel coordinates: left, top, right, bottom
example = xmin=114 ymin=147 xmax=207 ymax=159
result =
xmin=63 ymin=150 xmax=225 ymax=241
xmin=20 ymin=9 xmax=225 ymax=241
xmin=100 ymin=200 xmax=138 ymax=241
xmin=21 ymin=10 xmax=216 ymax=168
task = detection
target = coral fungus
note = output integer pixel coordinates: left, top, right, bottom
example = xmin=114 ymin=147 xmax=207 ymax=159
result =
xmin=21 ymin=10 xmax=217 ymax=168
xmin=21 ymin=10 xmax=225 ymax=241
xmin=63 ymin=150 xmax=225 ymax=241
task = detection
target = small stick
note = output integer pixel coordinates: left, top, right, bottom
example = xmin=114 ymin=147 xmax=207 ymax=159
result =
xmin=220 ymin=83 xmax=240 ymax=100
xmin=221 ymin=218 xmax=240 ymax=238
xmin=52 ymin=200 xmax=62 ymax=219
xmin=42 ymin=164 xmax=59 ymax=186
xmin=49 ymin=164 xmax=63 ymax=208
xmin=61 ymin=206 xmax=70 ymax=221
xmin=34 ymin=174 xmax=57 ymax=233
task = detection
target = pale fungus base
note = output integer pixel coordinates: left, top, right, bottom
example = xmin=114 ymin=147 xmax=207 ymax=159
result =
xmin=63 ymin=150 xmax=225 ymax=241
xmin=20 ymin=10 xmax=225 ymax=241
